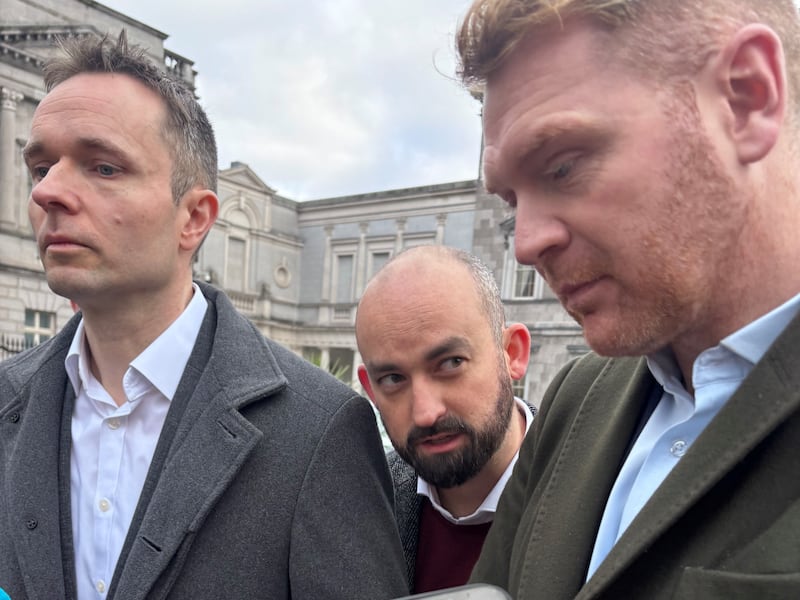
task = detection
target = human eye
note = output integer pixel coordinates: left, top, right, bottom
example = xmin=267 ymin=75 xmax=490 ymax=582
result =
xmin=439 ymin=357 xmax=465 ymax=373
xmin=545 ymin=156 xmax=578 ymax=182
xmin=30 ymin=165 xmax=50 ymax=181
xmin=95 ymin=163 xmax=120 ymax=177
xmin=377 ymin=373 xmax=406 ymax=391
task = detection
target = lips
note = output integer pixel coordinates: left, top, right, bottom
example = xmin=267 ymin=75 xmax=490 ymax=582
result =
xmin=557 ymin=275 xmax=608 ymax=311
xmin=41 ymin=233 xmax=87 ymax=251
xmin=420 ymin=432 xmax=459 ymax=445
xmin=415 ymin=432 xmax=464 ymax=454
xmin=559 ymin=278 xmax=601 ymax=298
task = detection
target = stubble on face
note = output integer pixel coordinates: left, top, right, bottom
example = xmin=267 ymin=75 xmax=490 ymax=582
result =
xmin=391 ymin=363 xmax=515 ymax=489
xmin=544 ymin=85 xmax=740 ymax=359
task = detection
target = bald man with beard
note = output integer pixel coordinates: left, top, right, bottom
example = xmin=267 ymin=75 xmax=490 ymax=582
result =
xmin=356 ymin=246 xmax=535 ymax=594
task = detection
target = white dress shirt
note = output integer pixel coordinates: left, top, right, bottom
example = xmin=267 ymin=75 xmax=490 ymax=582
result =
xmin=418 ymin=397 xmax=534 ymax=525
xmin=587 ymin=292 xmax=800 ymax=580
xmin=65 ymin=285 xmax=208 ymax=599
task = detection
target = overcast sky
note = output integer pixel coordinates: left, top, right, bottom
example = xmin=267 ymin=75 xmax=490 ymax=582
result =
xmin=99 ymin=0 xmax=483 ymax=201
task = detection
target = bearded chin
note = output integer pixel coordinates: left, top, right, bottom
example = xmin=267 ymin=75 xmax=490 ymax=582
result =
xmin=395 ymin=373 xmax=516 ymax=489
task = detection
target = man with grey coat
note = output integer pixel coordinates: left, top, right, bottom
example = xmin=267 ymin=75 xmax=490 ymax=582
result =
xmin=0 ymin=32 xmax=407 ymax=600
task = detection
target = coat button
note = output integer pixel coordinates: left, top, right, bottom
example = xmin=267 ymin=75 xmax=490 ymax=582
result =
xmin=9 ymin=412 xmax=19 ymax=423
xmin=25 ymin=519 xmax=38 ymax=530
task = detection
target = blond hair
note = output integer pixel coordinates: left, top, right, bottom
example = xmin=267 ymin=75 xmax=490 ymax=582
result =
xmin=456 ymin=0 xmax=800 ymax=118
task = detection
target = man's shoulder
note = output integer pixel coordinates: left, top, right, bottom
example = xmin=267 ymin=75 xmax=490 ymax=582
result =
xmin=203 ymin=284 xmax=358 ymax=405
xmin=0 ymin=325 xmax=74 ymax=394
xmin=550 ymin=352 xmax=647 ymax=397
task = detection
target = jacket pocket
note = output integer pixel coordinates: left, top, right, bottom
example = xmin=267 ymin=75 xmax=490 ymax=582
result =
xmin=674 ymin=568 xmax=800 ymax=599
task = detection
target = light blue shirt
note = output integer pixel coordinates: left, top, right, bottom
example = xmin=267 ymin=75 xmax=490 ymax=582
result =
xmin=587 ymin=292 xmax=800 ymax=580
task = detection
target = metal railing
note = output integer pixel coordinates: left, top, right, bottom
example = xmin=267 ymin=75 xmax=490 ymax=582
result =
xmin=0 ymin=334 xmax=32 ymax=361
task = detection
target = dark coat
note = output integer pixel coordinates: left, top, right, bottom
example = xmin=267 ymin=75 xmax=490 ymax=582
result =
xmin=471 ymin=315 xmax=800 ymax=599
xmin=388 ymin=451 xmax=422 ymax=589
xmin=0 ymin=283 xmax=408 ymax=600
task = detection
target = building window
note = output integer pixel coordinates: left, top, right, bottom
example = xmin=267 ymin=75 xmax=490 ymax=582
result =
xmin=24 ymin=309 xmax=55 ymax=346
xmin=509 ymin=260 xmax=557 ymax=300
xmin=334 ymin=253 xmax=355 ymax=303
xmin=226 ymin=237 xmax=246 ymax=291
xmin=329 ymin=348 xmax=354 ymax=384
xmin=369 ymin=251 xmax=391 ymax=278
xmin=514 ymin=263 xmax=536 ymax=298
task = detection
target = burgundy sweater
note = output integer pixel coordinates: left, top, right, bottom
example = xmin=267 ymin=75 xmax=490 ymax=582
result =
xmin=413 ymin=498 xmax=492 ymax=593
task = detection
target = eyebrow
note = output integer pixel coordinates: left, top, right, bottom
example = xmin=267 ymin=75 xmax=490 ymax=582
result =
xmin=485 ymin=112 xmax=605 ymax=193
xmin=364 ymin=336 xmax=473 ymax=376
xmin=23 ymin=136 xmax=131 ymax=166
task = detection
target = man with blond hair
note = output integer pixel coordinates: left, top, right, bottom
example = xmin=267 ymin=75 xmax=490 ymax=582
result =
xmin=454 ymin=0 xmax=800 ymax=598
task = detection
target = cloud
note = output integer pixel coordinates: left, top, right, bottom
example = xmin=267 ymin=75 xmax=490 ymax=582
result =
xmin=101 ymin=0 xmax=482 ymax=200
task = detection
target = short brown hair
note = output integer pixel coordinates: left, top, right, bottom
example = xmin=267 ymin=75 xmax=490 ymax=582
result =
xmin=456 ymin=0 xmax=800 ymax=121
xmin=43 ymin=30 xmax=218 ymax=201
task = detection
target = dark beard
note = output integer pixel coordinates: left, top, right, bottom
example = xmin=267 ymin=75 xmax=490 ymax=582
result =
xmin=393 ymin=373 xmax=515 ymax=489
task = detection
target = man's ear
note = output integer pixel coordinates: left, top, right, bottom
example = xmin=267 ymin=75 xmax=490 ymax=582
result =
xmin=715 ymin=24 xmax=786 ymax=164
xmin=502 ymin=323 xmax=531 ymax=381
xmin=357 ymin=364 xmax=376 ymax=402
xmin=179 ymin=188 xmax=219 ymax=253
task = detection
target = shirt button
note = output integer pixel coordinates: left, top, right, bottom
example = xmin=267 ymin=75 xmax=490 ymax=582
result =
xmin=99 ymin=498 xmax=111 ymax=512
xmin=107 ymin=418 xmax=121 ymax=430
xmin=96 ymin=580 xmax=106 ymax=593
xmin=670 ymin=440 xmax=688 ymax=457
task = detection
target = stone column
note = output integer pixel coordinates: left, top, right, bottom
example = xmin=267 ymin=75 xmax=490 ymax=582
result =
xmin=435 ymin=213 xmax=447 ymax=245
xmin=319 ymin=226 xmax=334 ymax=323
xmin=355 ymin=222 xmax=368 ymax=298
xmin=320 ymin=347 xmax=330 ymax=372
xmin=351 ymin=349 xmax=362 ymax=389
xmin=0 ymin=87 xmax=24 ymax=228
xmin=394 ymin=218 xmax=406 ymax=255
xmin=320 ymin=225 xmax=333 ymax=301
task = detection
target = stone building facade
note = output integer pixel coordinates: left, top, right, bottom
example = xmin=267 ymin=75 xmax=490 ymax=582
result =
xmin=0 ymin=0 xmax=585 ymax=407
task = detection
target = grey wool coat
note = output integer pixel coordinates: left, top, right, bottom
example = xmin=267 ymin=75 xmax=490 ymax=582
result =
xmin=0 ymin=282 xmax=408 ymax=600
xmin=471 ymin=312 xmax=800 ymax=599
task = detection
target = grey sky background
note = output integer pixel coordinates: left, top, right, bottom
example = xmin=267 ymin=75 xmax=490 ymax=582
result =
xmin=100 ymin=0 xmax=483 ymax=201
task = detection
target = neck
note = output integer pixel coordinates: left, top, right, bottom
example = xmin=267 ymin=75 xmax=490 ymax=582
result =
xmin=436 ymin=401 xmax=527 ymax=518
xmin=80 ymin=281 xmax=195 ymax=406
xmin=670 ymin=179 xmax=800 ymax=394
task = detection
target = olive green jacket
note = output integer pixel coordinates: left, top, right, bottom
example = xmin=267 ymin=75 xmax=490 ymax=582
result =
xmin=471 ymin=316 xmax=800 ymax=599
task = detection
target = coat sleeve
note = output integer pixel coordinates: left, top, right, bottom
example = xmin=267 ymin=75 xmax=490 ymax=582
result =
xmin=289 ymin=394 xmax=409 ymax=599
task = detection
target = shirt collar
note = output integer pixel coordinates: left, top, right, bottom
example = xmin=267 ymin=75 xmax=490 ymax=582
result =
xmin=646 ymin=291 xmax=800 ymax=392
xmin=65 ymin=283 xmax=209 ymax=402
xmin=417 ymin=397 xmax=534 ymax=525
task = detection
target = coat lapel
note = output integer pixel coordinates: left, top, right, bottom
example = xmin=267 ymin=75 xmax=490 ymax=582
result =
xmin=516 ymin=356 xmax=655 ymax=600
xmin=582 ymin=315 xmax=800 ymax=598
xmin=110 ymin=287 xmax=288 ymax=600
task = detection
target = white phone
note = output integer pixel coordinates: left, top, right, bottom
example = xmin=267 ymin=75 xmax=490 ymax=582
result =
xmin=393 ymin=584 xmax=512 ymax=599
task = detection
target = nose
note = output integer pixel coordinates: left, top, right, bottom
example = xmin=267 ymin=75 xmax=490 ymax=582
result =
xmin=29 ymin=161 xmax=81 ymax=215
xmin=512 ymin=194 xmax=570 ymax=267
xmin=409 ymin=379 xmax=447 ymax=429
